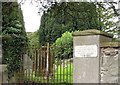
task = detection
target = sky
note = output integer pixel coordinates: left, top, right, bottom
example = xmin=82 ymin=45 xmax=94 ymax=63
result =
xmin=19 ymin=0 xmax=42 ymax=32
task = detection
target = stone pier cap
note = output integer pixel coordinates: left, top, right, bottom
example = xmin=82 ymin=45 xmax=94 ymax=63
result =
xmin=72 ymin=29 xmax=113 ymax=38
xmin=100 ymin=42 xmax=120 ymax=47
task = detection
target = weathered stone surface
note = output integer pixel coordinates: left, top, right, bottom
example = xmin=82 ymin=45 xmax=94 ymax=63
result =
xmin=0 ymin=65 xmax=8 ymax=84
xmin=72 ymin=29 xmax=113 ymax=38
xmin=73 ymin=29 xmax=113 ymax=83
xmin=73 ymin=34 xmax=101 ymax=83
xmin=100 ymin=47 xmax=119 ymax=83
xmin=73 ymin=29 xmax=120 ymax=83
xmin=101 ymin=42 xmax=120 ymax=47
xmin=23 ymin=54 xmax=33 ymax=74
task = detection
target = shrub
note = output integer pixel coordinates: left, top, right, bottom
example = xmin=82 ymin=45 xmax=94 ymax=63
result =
xmin=52 ymin=31 xmax=73 ymax=59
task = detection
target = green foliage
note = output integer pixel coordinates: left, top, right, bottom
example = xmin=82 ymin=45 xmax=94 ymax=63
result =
xmin=39 ymin=2 xmax=119 ymax=44
xmin=52 ymin=31 xmax=73 ymax=59
xmin=39 ymin=2 xmax=100 ymax=44
xmin=2 ymin=2 xmax=27 ymax=80
xmin=97 ymin=6 xmax=119 ymax=35
xmin=27 ymin=31 xmax=40 ymax=49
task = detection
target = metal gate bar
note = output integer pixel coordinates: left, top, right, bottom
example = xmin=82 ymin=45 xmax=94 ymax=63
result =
xmin=18 ymin=43 xmax=73 ymax=84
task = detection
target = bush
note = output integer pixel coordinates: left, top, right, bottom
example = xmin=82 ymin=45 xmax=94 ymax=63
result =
xmin=27 ymin=31 xmax=40 ymax=49
xmin=52 ymin=31 xmax=73 ymax=59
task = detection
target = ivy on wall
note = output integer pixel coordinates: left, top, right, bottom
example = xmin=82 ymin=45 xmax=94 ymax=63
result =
xmin=2 ymin=2 xmax=27 ymax=80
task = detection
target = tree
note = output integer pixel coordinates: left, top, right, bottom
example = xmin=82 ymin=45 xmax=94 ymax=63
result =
xmin=19 ymin=0 xmax=119 ymax=41
xmin=27 ymin=31 xmax=39 ymax=48
xmin=39 ymin=2 xmax=100 ymax=44
xmin=19 ymin=0 xmax=120 ymax=41
xmin=96 ymin=2 xmax=120 ymax=16
xmin=19 ymin=0 xmax=120 ymax=16
xmin=2 ymin=2 xmax=27 ymax=80
xmin=95 ymin=2 xmax=119 ymax=41
xmin=96 ymin=3 xmax=119 ymax=38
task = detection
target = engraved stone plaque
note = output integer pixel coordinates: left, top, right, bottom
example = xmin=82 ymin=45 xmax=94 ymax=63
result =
xmin=75 ymin=45 xmax=98 ymax=57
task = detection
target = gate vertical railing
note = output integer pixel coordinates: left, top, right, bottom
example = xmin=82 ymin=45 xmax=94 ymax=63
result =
xmin=18 ymin=43 xmax=73 ymax=84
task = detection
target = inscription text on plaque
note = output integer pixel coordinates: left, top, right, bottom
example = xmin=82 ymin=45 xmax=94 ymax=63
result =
xmin=75 ymin=45 xmax=98 ymax=57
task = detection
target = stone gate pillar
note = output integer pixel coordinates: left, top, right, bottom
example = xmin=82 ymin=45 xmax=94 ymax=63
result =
xmin=73 ymin=29 xmax=113 ymax=83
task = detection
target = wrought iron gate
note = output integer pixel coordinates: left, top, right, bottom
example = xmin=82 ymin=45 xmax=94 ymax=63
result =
xmin=18 ymin=43 xmax=73 ymax=84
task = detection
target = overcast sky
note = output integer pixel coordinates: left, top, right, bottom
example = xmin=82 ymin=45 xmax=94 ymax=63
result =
xmin=19 ymin=0 xmax=42 ymax=32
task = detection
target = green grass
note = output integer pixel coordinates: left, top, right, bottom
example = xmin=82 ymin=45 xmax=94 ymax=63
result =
xmin=52 ymin=63 xmax=73 ymax=83
xmin=24 ymin=63 xmax=73 ymax=83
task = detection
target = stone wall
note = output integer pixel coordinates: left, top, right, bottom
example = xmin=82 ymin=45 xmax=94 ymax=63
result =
xmin=0 ymin=43 xmax=8 ymax=84
xmin=100 ymin=42 xmax=120 ymax=83
xmin=23 ymin=54 xmax=33 ymax=74
xmin=0 ymin=65 xmax=8 ymax=84
xmin=73 ymin=29 xmax=120 ymax=83
xmin=73 ymin=29 xmax=113 ymax=83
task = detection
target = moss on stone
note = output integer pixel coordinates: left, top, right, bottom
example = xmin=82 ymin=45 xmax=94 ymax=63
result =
xmin=100 ymin=42 xmax=120 ymax=47
xmin=0 ymin=35 xmax=12 ymax=41
xmin=72 ymin=29 xmax=113 ymax=38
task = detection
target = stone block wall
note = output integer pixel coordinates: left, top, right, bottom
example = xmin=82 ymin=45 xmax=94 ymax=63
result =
xmin=73 ymin=29 xmax=120 ymax=83
xmin=100 ymin=42 xmax=120 ymax=83
xmin=0 ymin=65 xmax=8 ymax=84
